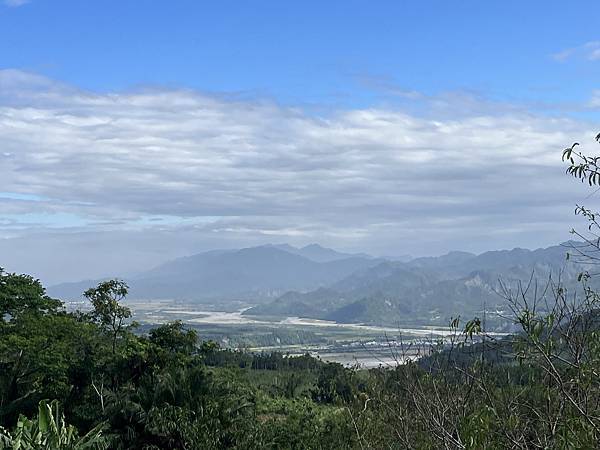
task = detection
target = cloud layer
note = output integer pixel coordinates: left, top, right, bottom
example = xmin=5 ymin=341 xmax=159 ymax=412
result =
xmin=0 ymin=70 xmax=595 ymax=283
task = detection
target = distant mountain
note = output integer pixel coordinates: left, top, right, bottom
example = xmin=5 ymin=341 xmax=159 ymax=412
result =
xmin=49 ymin=241 xmax=588 ymax=328
xmin=248 ymin=288 xmax=347 ymax=318
xmin=49 ymin=244 xmax=382 ymax=303
xmin=245 ymin=242 xmax=587 ymax=327
xmin=268 ymin=243 xmax=374 ymax=263
xmin=380 ymin=254 xmax=413 ymax=263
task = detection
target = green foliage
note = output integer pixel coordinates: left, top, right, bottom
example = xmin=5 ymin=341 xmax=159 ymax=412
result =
xmin=0 ymin=400 xmax=106 ymax=449
xmin=312 ymin=363 xmax=356 ymax=404
xmin=84 ymin=280 xmax=132 ymax=354
xmin=1 ymin=271 xmax=357 ymax=448
xmin=149 ymin=321 xmax=197 ymax=355
xmin=253 ymin=398 xmax=354 ymax=449
xmin=463 ymin=317 xmax=481 ymax=339
xmin=0 ymin=269 xmax=61 ymax=322
xmin=0 ymin=311 xmax=102 ymax=426
xmin=562 ymin=136 xmax=600 ymax=186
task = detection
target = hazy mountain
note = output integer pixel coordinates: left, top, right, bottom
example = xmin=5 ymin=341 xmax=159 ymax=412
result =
xmin=269 ymin=243 xmax=374 ymax=263
xmin=380 ymin=254 xmax=413 ymax=263
xmin=406 ymin=243 xmax=583 ymax=280
xmin=245 ymin=242 xmax=585 ymax=327
xmin=49 ymin=241 xmax=587 ymax=327
xmin=48 ymin=244 xmax=382 ymax=303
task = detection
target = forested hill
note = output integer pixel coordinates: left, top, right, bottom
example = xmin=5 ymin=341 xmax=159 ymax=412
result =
xmin=246 ymin=242 xmax=588 ymax=327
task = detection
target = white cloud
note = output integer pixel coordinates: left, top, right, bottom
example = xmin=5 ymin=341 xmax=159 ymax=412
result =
xmin=589 ymin=90 xmax=600 ymax=108
xmin=0 ymin=70 xmax=595 ymax=282
xmin=552 ymin=41 xmax=600 ymax=62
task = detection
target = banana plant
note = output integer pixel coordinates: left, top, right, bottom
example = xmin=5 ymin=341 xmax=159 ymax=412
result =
xmin=0 ymin=400 xmax=107 ymax=450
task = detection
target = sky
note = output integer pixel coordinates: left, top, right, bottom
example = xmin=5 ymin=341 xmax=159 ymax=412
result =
xmin=1 ymin=1 xmax=600 ymax=284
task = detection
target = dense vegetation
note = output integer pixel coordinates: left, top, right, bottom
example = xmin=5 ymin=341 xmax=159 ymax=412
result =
xmin=0 ymin=271 xmax=360 ymax=449
xmin=3 ymin=139 xmax=600 ymax=448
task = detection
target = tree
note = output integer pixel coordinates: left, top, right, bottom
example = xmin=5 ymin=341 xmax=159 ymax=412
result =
xmin=562 ymin=136 xmax=600 ymax=264
xmin=84 ymin=281 xmax=131 ymax=354
xmin=0 ymin=269 xmax=61 ymax=322
xmin=312 ymin=362 xmax=355 ymax=404
xmin=149 ymin=321 xmax=197 ymax=355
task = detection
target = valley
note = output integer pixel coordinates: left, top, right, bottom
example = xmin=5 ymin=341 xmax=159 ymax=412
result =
xmin=54 ymin=241 xmax=586 ymax=334
xmin=118 ymin=299 xmax=504 ymax=368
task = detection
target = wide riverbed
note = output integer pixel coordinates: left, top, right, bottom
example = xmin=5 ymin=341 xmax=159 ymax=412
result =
xmin=127 ymin=301 xmax=505 ymax=368
xmin=160 ymin=306 xmax=459 ymax=337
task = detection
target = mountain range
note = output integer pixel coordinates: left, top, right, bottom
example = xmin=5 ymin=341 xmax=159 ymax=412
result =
xmin=48 ymin=244 xmax=383 ymax=302
xmin=48 ymin=241 xmax=587 ymax=328
xmin=244 ymin=242 xmax=587 ymax=328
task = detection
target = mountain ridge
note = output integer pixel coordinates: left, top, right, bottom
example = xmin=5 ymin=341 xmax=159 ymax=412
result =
xmin=245 ymin=242 xmax=586 ymax=327
xmin=48 ymin=244 xmax=382 ymax=302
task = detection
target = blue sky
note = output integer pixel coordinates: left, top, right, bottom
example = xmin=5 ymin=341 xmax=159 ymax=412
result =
xmin=2 ymin=1 xmax=600 ymax=106
xmin=1 ymin=1 xmax=600 ymax=284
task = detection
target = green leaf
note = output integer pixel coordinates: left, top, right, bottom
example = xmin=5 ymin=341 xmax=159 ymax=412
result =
xmin=37 ymin=400 xmax=50 ymax=434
